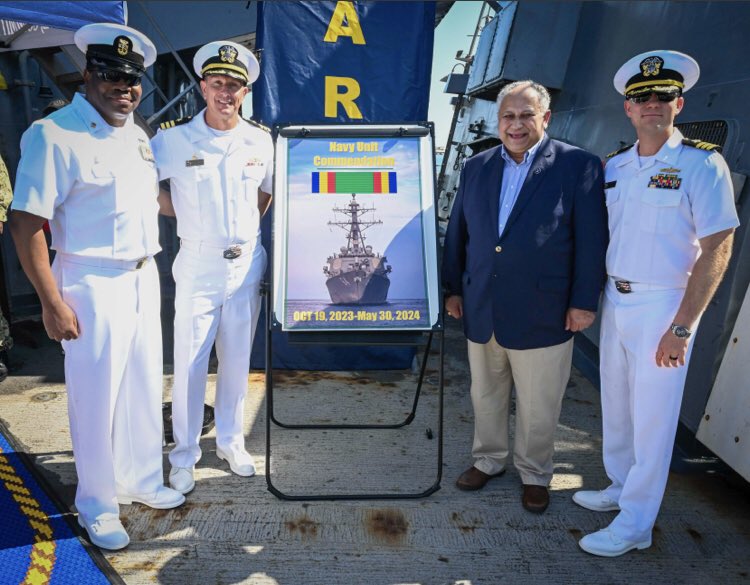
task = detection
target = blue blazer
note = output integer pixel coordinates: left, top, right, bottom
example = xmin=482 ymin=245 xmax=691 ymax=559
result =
xmin=442 ymin=136 xmax=608 ymax=349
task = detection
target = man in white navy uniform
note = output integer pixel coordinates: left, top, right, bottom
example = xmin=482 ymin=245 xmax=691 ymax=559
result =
xmin=151 ymin=41 xmax=273 ymax=495
xmin=10 ymin=23 xmax=185 ymax=551
xmin=574 ymin=50 xmax=739 ymax=557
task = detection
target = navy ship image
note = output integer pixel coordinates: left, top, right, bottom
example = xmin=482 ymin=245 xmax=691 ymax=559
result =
xmin=323 ymin=195 xmax=392 ymax=305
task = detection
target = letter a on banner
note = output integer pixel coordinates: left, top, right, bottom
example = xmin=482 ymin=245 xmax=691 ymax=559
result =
xmin=324 ymin=1 xmax=366 ymax=45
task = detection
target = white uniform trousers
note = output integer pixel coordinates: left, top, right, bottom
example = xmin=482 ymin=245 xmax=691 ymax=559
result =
xmin=467 ymin=336 xmax=574 ymax=485
xmin=599 ymin=281 xmax=696 ymax=542
xmin=55 ymin=255 xmax=165 ymax=521
xmin=169 ymin=241 xmax=266 ymax=468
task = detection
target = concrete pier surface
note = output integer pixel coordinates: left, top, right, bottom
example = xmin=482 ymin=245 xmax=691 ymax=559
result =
xmin=1 ymin=319 xmax=748 ymax=585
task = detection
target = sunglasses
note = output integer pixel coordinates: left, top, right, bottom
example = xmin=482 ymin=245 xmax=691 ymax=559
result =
xmin=628 ymin=92 xmax=678 ymax=104
xmin=93 ymin=70 xmax=142 ymax=87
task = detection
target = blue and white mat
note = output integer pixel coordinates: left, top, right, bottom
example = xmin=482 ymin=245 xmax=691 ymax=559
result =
xmin=0 ymin=422 xmax=119 ymax=585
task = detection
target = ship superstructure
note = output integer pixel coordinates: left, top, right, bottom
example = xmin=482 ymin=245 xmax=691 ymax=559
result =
xmin=323 ymin=195 xmax=392 ymax=305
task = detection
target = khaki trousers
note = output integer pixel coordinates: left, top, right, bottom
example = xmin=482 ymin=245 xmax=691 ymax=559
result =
xmin=467 ymin=336 xmax=573 ymax=485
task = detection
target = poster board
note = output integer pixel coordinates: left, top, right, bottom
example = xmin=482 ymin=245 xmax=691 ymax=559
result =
xmin=273 ymin=124 xmax=440 ymax=332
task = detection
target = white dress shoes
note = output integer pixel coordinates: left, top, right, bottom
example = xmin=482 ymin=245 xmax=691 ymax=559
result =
xmin=169 ymin=466 xmax=195 ymax=494
xmin=78 ymin=512 xmax=129 ymax=550
xmin=117 ymin=485 xmax=186 ymax=509
xmin=216 ymin=447 xmax=256 ymax=477
xmin=579 ymin=527 xmax=652 ymax=557
xmin=572 ymin=490 xmax=620 ymax=512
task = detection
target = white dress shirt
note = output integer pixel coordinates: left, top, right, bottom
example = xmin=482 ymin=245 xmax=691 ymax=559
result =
xmin=151 ymin=110 xmax=273 ymax=247
xmin=12 ymin=93 xmax=161 ymax=260
xmin=605 ymin=129 xmax=739 ymax=287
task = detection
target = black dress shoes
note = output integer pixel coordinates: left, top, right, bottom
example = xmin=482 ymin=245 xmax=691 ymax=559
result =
xmin=522 ymin=484 xmax=550 ymax=513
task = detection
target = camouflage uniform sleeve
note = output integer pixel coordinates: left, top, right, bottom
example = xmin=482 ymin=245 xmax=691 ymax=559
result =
xmin=0 ymin=154 xmax=13 ymax=223
xmin=0 ymin=312 xmax=12 ymax=352
xmin=0 ymin=154 xmax=13 ymax=350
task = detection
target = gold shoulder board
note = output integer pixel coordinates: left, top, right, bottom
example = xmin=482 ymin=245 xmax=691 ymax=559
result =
xmin=244 ymin=118 xmax=271 ymax=133
xmin=605 ymin=143 xmax=634 ymax=159
xmin=159 ymin=116 xmax=193 ymax=131
xmin=682 ymin=138 xmax=721 ymax=152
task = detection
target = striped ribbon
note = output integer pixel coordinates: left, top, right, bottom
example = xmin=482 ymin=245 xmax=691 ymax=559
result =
xmin=312 ymin=171 xmax=397 ymax=194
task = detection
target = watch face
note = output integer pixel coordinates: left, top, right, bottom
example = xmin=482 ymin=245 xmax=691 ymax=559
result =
xmin=672 ymin=325 xmax=690 ymax=338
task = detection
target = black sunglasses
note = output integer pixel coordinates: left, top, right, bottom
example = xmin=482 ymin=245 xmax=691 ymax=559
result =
xmin=93 ymin=70 xmax=142 ymax=87
xmin=628 ymin=92 xmax=678 ymax=104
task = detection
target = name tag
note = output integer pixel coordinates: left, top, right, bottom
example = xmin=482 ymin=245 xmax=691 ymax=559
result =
xmin=185 ymin=159 xmax=205 ymax=167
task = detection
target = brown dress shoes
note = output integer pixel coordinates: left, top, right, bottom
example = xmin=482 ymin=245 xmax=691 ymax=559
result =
xmin=455 ymin=466 xmax=506 ymax=491
xmin=522 ymin=484 xmax=549 ymax=513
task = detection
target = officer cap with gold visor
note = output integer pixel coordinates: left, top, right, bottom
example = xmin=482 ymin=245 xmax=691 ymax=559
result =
xmin=614 ymin=50 xmax=700 ymax=98
xmin=193 ymin=40 xmax=259 ymax=85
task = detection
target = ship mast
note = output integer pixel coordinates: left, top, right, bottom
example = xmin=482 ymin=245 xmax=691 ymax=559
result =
xmin=328 ymin=194 xmax=382 ymax=256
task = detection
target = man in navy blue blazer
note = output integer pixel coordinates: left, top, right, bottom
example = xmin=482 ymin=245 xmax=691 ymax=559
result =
xmin=442 ymin=80 xmax=607 ymax=513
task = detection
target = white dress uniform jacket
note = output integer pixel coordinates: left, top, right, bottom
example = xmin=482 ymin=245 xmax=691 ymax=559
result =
xmin=599 ymin=129 xmax=739 ymax=542
xmin=151 ymin=110 xmax=273 ymax=469
xmin=12 ymin=93 xmax=166 ymax=521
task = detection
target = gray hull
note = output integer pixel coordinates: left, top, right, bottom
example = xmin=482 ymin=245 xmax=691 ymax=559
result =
xmin=326 ymin=271 xmax=390 ymax=305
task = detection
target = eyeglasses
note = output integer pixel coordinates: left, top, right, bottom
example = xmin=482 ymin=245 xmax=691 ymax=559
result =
xmin=628 ymin=92 xmax=678 ymax=104
xmin=93 ymin=70 xmax=142 ymax=87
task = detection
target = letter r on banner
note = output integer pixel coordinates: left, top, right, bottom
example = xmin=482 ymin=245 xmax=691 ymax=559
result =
xmin=324 ymin=76 xmax=363 ymax=119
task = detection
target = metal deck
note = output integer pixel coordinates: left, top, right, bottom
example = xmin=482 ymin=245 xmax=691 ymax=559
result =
xmin=0 ymin=318 xmax=748 ymax=584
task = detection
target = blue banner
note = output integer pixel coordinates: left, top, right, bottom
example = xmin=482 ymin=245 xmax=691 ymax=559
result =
xmin=251 ymin=1 xmax=436 ymax=370
xmin=253 ymin=1 xmax=435 ymax=125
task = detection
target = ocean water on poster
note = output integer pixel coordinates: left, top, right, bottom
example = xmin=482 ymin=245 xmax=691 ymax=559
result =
xmin=285 ymin=299 xmax=431 ymax=330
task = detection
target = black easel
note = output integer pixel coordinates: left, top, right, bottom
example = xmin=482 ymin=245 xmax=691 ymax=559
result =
xmin=263 ymin=287 xmax=444 ymax=501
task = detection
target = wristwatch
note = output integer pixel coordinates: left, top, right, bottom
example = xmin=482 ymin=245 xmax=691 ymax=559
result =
xmin=670 ymin=323 xmax=692 ymax=339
